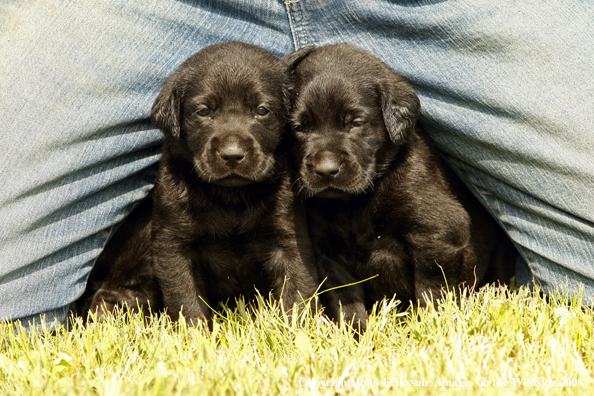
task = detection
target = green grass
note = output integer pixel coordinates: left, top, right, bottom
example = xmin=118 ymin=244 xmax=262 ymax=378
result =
xmin=1 ymin=285 xmax=593 ymax=395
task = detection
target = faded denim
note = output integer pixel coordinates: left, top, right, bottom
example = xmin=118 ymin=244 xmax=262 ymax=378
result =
xmin=1 ymin=0 xmax=593 ymax=329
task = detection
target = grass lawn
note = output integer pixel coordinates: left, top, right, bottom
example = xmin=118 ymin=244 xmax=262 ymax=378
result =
xmin=1 ymin=285 xmax=592 ymax=395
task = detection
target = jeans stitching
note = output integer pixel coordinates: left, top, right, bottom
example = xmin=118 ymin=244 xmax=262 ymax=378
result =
xmin=284 ymin=0 xmax=308 ymax=48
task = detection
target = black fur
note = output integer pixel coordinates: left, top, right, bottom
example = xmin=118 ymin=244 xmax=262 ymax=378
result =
xmin=288 ymin=43 xmax=515 ymax=329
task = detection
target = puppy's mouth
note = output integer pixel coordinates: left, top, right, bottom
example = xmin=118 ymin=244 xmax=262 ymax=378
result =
xmin=298 ymin=160 xmax=373 ymax=199
xmin=314 ymin=187 xmax=350 ymax=199
xmin=213 ymin=175 xmax=255 ymax=187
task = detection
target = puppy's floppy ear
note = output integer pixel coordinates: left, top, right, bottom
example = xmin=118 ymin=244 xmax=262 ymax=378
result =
xmin=380 ymin=75 xmax=421 ymax=145
xmin=280 ymin=45 xmax=315 ymax=74
xmin=151 ymin=76 xmax=182 ymax=138
xmin=280 ymin=46 xmax=315 ymax=111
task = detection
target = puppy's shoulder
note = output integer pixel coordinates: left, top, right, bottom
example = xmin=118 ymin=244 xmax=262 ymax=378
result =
xmin=372 ymin=126 xmax=470 ymax=229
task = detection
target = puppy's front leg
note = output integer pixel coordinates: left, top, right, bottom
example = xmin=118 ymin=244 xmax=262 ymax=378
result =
xmin=315 ymin=254 xmax=368 ymax=332
xmin=406 ymin=230 xmax=471 ymax=306
xmin=262 ymin=191 xmax=319 ymax=317
xmin=152 ymin=240 xmax=210 ymax=324
xmin=265 ymin=242 xmax=318 ymax=318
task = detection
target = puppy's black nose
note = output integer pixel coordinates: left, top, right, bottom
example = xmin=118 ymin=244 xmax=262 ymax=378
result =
xmin=220 ymin=142 xmax=246 ymax=167
xmin=314 ymin=156 xmax=341 ymax=179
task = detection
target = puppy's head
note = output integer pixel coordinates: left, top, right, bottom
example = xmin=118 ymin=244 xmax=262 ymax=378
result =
xmin=151 ymin=42 xmax=313 ymax=187
xmin=288 ymin=44 xmax=420 ymax=198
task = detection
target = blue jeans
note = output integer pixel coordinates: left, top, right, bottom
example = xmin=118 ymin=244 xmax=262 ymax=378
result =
xmin=2 ymin=0 xmax=593 ymax=329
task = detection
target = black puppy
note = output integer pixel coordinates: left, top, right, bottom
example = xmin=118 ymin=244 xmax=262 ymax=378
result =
xmin=288 ymin=44 xmax=515 ymax=329
xmin=149 ymin=42 xmax=319 ymax=323
xmin=79 ymin=42 xmax=319 ymax=323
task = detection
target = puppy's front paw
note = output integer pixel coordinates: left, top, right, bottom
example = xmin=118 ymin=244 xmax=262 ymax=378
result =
xmin=174 ymin=310 xmax=209 ymax=329
xmin=86 ymin=289 xmax=139 ymax=322
xmin=340 ymin=302 xmax=368 ymax=333
xmin=186 ymin=316 xmax=209 ymax=328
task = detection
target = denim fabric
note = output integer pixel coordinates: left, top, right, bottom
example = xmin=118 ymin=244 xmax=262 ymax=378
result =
xmin=1 ymin=0 xmax=593 ymax=329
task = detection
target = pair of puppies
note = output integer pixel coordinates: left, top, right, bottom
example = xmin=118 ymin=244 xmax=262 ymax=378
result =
xmin=79 ymin=42 xmax=514 ymax=328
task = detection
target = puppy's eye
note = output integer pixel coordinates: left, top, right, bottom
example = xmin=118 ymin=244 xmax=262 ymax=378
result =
xmin=351 ymin=121 xmax=364 ymax=128
xmin=256 ymin=106 xmax=270 ymax=116
xmin=294 ymin=124 xmax=304 ymax=132
xmin=197 ymin=108 xmax=210 ymax=117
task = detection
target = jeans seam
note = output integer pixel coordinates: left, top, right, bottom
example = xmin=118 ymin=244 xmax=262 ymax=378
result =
xmin=283 ymin=0 xmax=309 ymax=49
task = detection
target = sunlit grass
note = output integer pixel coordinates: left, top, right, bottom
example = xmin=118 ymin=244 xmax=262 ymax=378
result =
xmin=1 ymin=285 xmax=593 ymax=395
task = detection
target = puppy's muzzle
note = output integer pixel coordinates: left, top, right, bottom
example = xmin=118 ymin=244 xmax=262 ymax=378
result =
xmin=314 ymin=151 xmax=341 ymax=182
xmin=204 ymin=134 xmax=270 ymax=187
xmin=219 ymin=140 xmax=246 ymax=168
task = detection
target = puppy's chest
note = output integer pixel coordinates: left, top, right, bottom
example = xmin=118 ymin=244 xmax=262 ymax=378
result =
xmin=187 ymin=204 xmax=276 ymax=265
xmin=309 ymin=198 xmax=405 ymax=257
xmin=351 ymin=213 xmax=405 ymax=260
xmin=194 ymin=237 xmax=260 ymax=274
xmin=198 ymin=207 xmax=264 ymax=236
xmin=191 ymin=233 xmax=273 ymax=298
